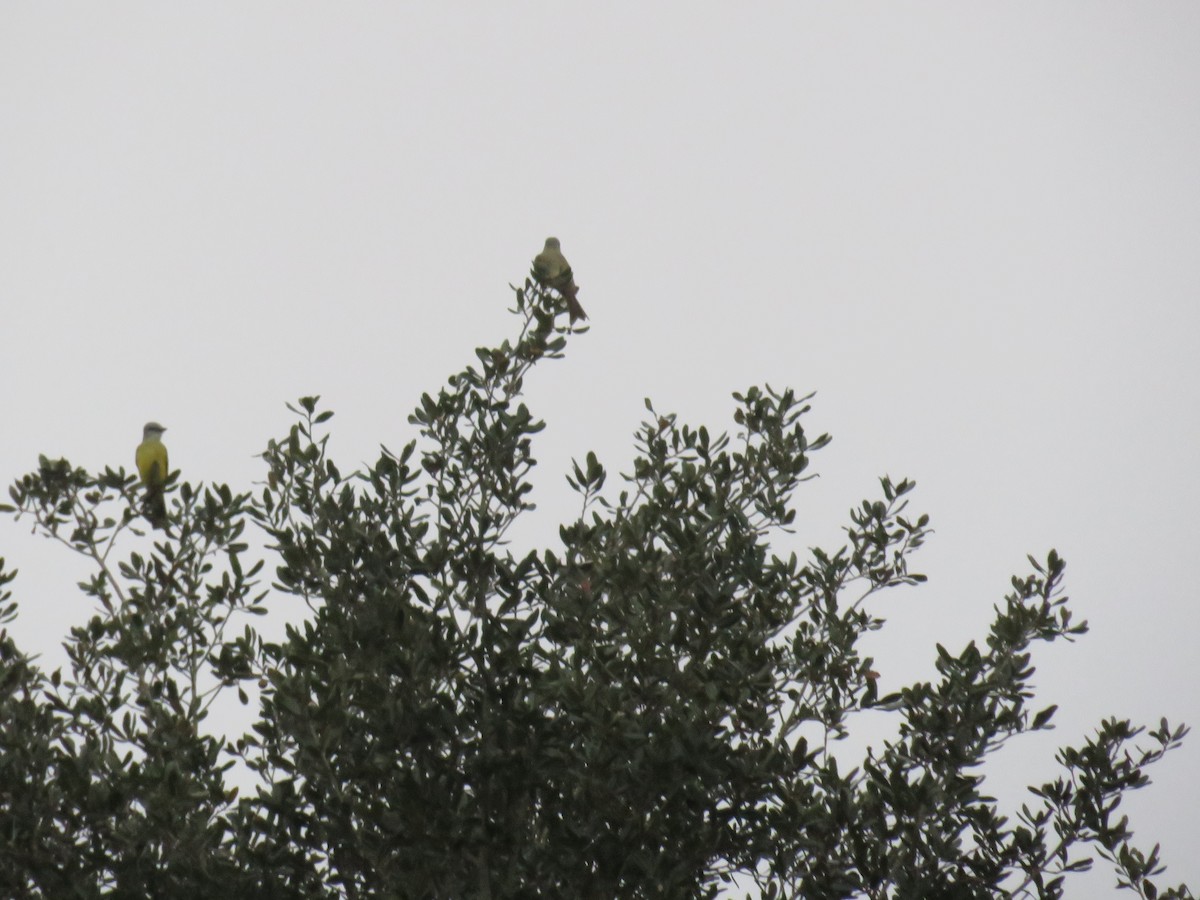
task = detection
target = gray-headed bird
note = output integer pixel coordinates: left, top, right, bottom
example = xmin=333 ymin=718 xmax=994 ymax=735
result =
xmin=532 ymin=237 xmax=587 ymax=323
xmin=135 ymin=421 xmax=169 ymax=529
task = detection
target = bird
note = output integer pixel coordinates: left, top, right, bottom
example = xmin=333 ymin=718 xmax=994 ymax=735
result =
xmin=532 ymin=237 xmax=588 ymax=323
xmin=135 ymin=421 xmax=169 ymax=529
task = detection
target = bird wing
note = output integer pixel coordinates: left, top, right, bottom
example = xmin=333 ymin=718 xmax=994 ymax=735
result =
xmin=533 ymin=247 xmax=570 ymax=284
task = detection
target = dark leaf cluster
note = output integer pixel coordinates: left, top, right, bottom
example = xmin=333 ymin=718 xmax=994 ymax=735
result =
xmin=0 ymin=278 xmax=1191 ymax=898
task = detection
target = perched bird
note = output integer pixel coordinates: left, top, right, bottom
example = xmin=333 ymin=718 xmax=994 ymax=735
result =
xmin=532 ymin=237 xmax=588 ymax=323
xmin=135 ymin=421 xmax=169 ymax=529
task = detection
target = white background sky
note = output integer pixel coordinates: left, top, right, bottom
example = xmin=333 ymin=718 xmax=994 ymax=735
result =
xmin=2 ymin=4 xmax=1198 ymax=894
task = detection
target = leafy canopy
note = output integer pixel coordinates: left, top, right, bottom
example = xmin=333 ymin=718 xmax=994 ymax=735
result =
xmin=0 ymin=273 xmax=1191 ymax=898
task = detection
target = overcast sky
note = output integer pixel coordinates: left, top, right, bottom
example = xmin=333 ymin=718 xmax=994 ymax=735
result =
xmin=2 ymin=4 xmax=1198 ymax=894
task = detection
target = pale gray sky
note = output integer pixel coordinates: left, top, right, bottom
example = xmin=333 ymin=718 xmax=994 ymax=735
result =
xmin=2 ymin=4 xmax=1198 ymax=893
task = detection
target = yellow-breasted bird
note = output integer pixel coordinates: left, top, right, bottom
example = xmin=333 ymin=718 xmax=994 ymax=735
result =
xmin=532 ymin=237 xmax=587 ymax=323
xmin=135 ymin=421 xmax=169 ymax=529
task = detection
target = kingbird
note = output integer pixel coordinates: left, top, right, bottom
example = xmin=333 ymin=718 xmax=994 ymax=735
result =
xmin=135 ymin=421 xmax=169 ymax=529
xmin=532 ymin=237 xmax=587 ymax=323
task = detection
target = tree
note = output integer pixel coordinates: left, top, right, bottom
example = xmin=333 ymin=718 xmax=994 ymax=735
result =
xmin=0 ymin=274 xmax=1192 ymax=898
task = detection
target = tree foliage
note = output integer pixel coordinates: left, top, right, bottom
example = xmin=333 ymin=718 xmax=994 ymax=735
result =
xmin=0 ymin=276 xmax=1192 ymax=898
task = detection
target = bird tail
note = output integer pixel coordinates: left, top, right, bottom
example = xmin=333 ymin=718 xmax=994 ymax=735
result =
xmin=563 ymin=285 xmax=588 ymax=323
xmin=143 ymin=490 xmax=168 ymax=530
